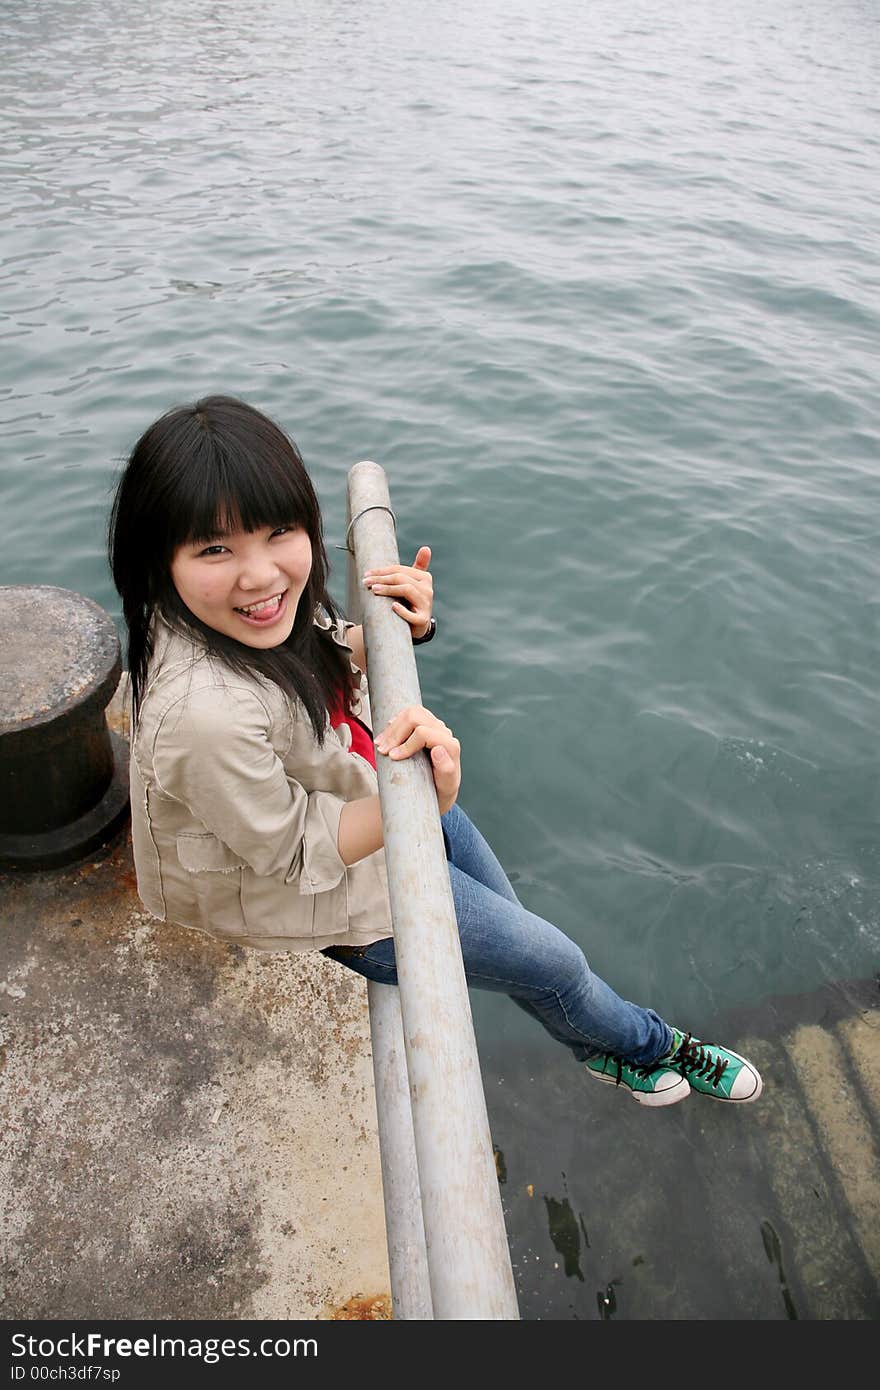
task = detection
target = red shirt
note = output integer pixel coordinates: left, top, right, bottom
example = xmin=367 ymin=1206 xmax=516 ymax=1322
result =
xmin=328 ymin=689 xmax=376 ymax=769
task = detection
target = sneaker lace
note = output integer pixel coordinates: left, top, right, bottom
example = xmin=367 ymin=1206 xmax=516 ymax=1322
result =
xmin=670 ymin=1033 xmax=728 ymax=1089
xmin=608 ymin=1055 xmax=656 ymax=1085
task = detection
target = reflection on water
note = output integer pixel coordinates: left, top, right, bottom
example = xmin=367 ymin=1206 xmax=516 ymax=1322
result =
xmin=543 ymin=1189 xmax=587 ymax=1282
xmin=761 ymin=1219 xmax=799 ymax=1321
xmin=596 ymin=1282 xmax=618 ymax=1321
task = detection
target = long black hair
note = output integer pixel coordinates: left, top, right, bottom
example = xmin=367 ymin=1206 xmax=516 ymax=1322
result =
xmin=108 ymin=394 xmax=356 ymax=737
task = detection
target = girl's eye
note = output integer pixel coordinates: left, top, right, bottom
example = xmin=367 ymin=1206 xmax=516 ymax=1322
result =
xmin=271 ymin=525 xmax=296 ymax=538
xmin=198 ymin=544 xmax=228 ymax=557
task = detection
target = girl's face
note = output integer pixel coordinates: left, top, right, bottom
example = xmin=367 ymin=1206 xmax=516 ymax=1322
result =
xmin=170 ymin=523 xmax=313 ymax=648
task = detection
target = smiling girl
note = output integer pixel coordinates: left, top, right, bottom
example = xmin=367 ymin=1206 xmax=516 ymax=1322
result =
xmin=108 ymin=395 xmax=762 ymax=1107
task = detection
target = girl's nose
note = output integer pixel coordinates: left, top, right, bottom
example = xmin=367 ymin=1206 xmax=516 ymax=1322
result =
xmin=238 ymin=549 xmax=281 ymax=591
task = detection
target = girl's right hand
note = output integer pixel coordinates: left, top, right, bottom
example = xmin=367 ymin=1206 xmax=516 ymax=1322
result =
xmin=374 ymin=704 xmax=461 ymax=814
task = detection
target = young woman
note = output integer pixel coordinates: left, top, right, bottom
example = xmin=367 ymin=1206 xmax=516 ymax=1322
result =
xmin=109 ymin=395 xmax=762 ymax=1107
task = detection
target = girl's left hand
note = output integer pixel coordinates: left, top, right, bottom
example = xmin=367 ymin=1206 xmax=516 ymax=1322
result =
xmin=374 ymin=702 xmax=461 ymax=814
xmin=363 ymin=546 xmax=433 ymax=640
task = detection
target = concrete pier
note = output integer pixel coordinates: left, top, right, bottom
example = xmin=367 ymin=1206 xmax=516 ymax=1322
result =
xmin=0 ymin=684 xmax=391 ymax=1320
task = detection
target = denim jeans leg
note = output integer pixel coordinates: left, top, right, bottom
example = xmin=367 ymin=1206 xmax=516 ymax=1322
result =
xmin=440 ymin=801 xmax=522 ymax=904
xmin=326 ymin=806 xmax=673 ymax=1067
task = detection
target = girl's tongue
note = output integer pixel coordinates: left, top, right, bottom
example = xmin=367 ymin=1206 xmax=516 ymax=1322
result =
xmin=236 ymin=593 xmax=284 ymax=623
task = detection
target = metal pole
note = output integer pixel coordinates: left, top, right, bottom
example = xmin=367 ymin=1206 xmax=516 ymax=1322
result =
xmin=367 ymin=982 xmax=434 ymax=1319
xmin=347 ymin=461 xmax=519 ymax=1321
xmin=346 ymin=520 xmax=434 ymax=1322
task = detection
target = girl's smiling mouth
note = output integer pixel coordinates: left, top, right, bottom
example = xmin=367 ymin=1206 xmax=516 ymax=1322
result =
xmin=234 ymin=591 xmax=288 ymax=624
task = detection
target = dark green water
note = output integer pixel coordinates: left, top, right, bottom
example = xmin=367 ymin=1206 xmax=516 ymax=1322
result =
xmin=2 ymin=0 xmax=878 ymax=1318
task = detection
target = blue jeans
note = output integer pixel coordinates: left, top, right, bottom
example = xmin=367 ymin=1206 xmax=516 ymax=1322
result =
xmin=325 ymin=803 xmax=673 ymax=1067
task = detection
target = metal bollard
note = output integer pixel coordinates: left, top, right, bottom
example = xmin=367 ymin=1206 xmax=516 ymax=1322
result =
xmin=0 ymin=585 xmax=130 ymax=869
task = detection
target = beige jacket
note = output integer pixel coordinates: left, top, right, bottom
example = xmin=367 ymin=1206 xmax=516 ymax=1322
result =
xmin=129 ymin=612 xmax=392 ymax=951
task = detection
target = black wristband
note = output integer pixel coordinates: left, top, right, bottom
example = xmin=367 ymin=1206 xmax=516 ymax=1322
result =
xmin=412 ymin=616 xmax=437 ymax=646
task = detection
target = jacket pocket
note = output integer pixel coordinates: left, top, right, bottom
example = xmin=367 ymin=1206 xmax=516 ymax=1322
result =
xmin=176 ymin=832 xmax=245 ymax=874
xmin=171 ymin=832 xmax=247 ymax=941
xmin=173 ymin=832 xmax=348 ymax=945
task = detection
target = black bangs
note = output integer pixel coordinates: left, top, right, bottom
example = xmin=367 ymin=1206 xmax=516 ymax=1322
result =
xmin=162 ymin=397 xmax=320 ymax=555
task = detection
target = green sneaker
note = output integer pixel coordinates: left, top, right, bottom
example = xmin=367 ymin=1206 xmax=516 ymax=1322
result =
xmin=584 ymin=1052 xmax=691 ymax=1107
xmin=662 ymin=1028 xmax=763 ymax=1102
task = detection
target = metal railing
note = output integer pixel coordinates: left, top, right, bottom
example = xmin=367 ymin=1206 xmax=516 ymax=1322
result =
xmin=345 ymin=462 xmax=519 ymax=1321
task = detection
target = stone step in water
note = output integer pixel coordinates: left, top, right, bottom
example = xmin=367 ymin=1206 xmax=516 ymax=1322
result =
xmin=742 ymin=1016 xmax=879 ymax=1320
xmin=483 ymin=975 xmax=879 ymax=1320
